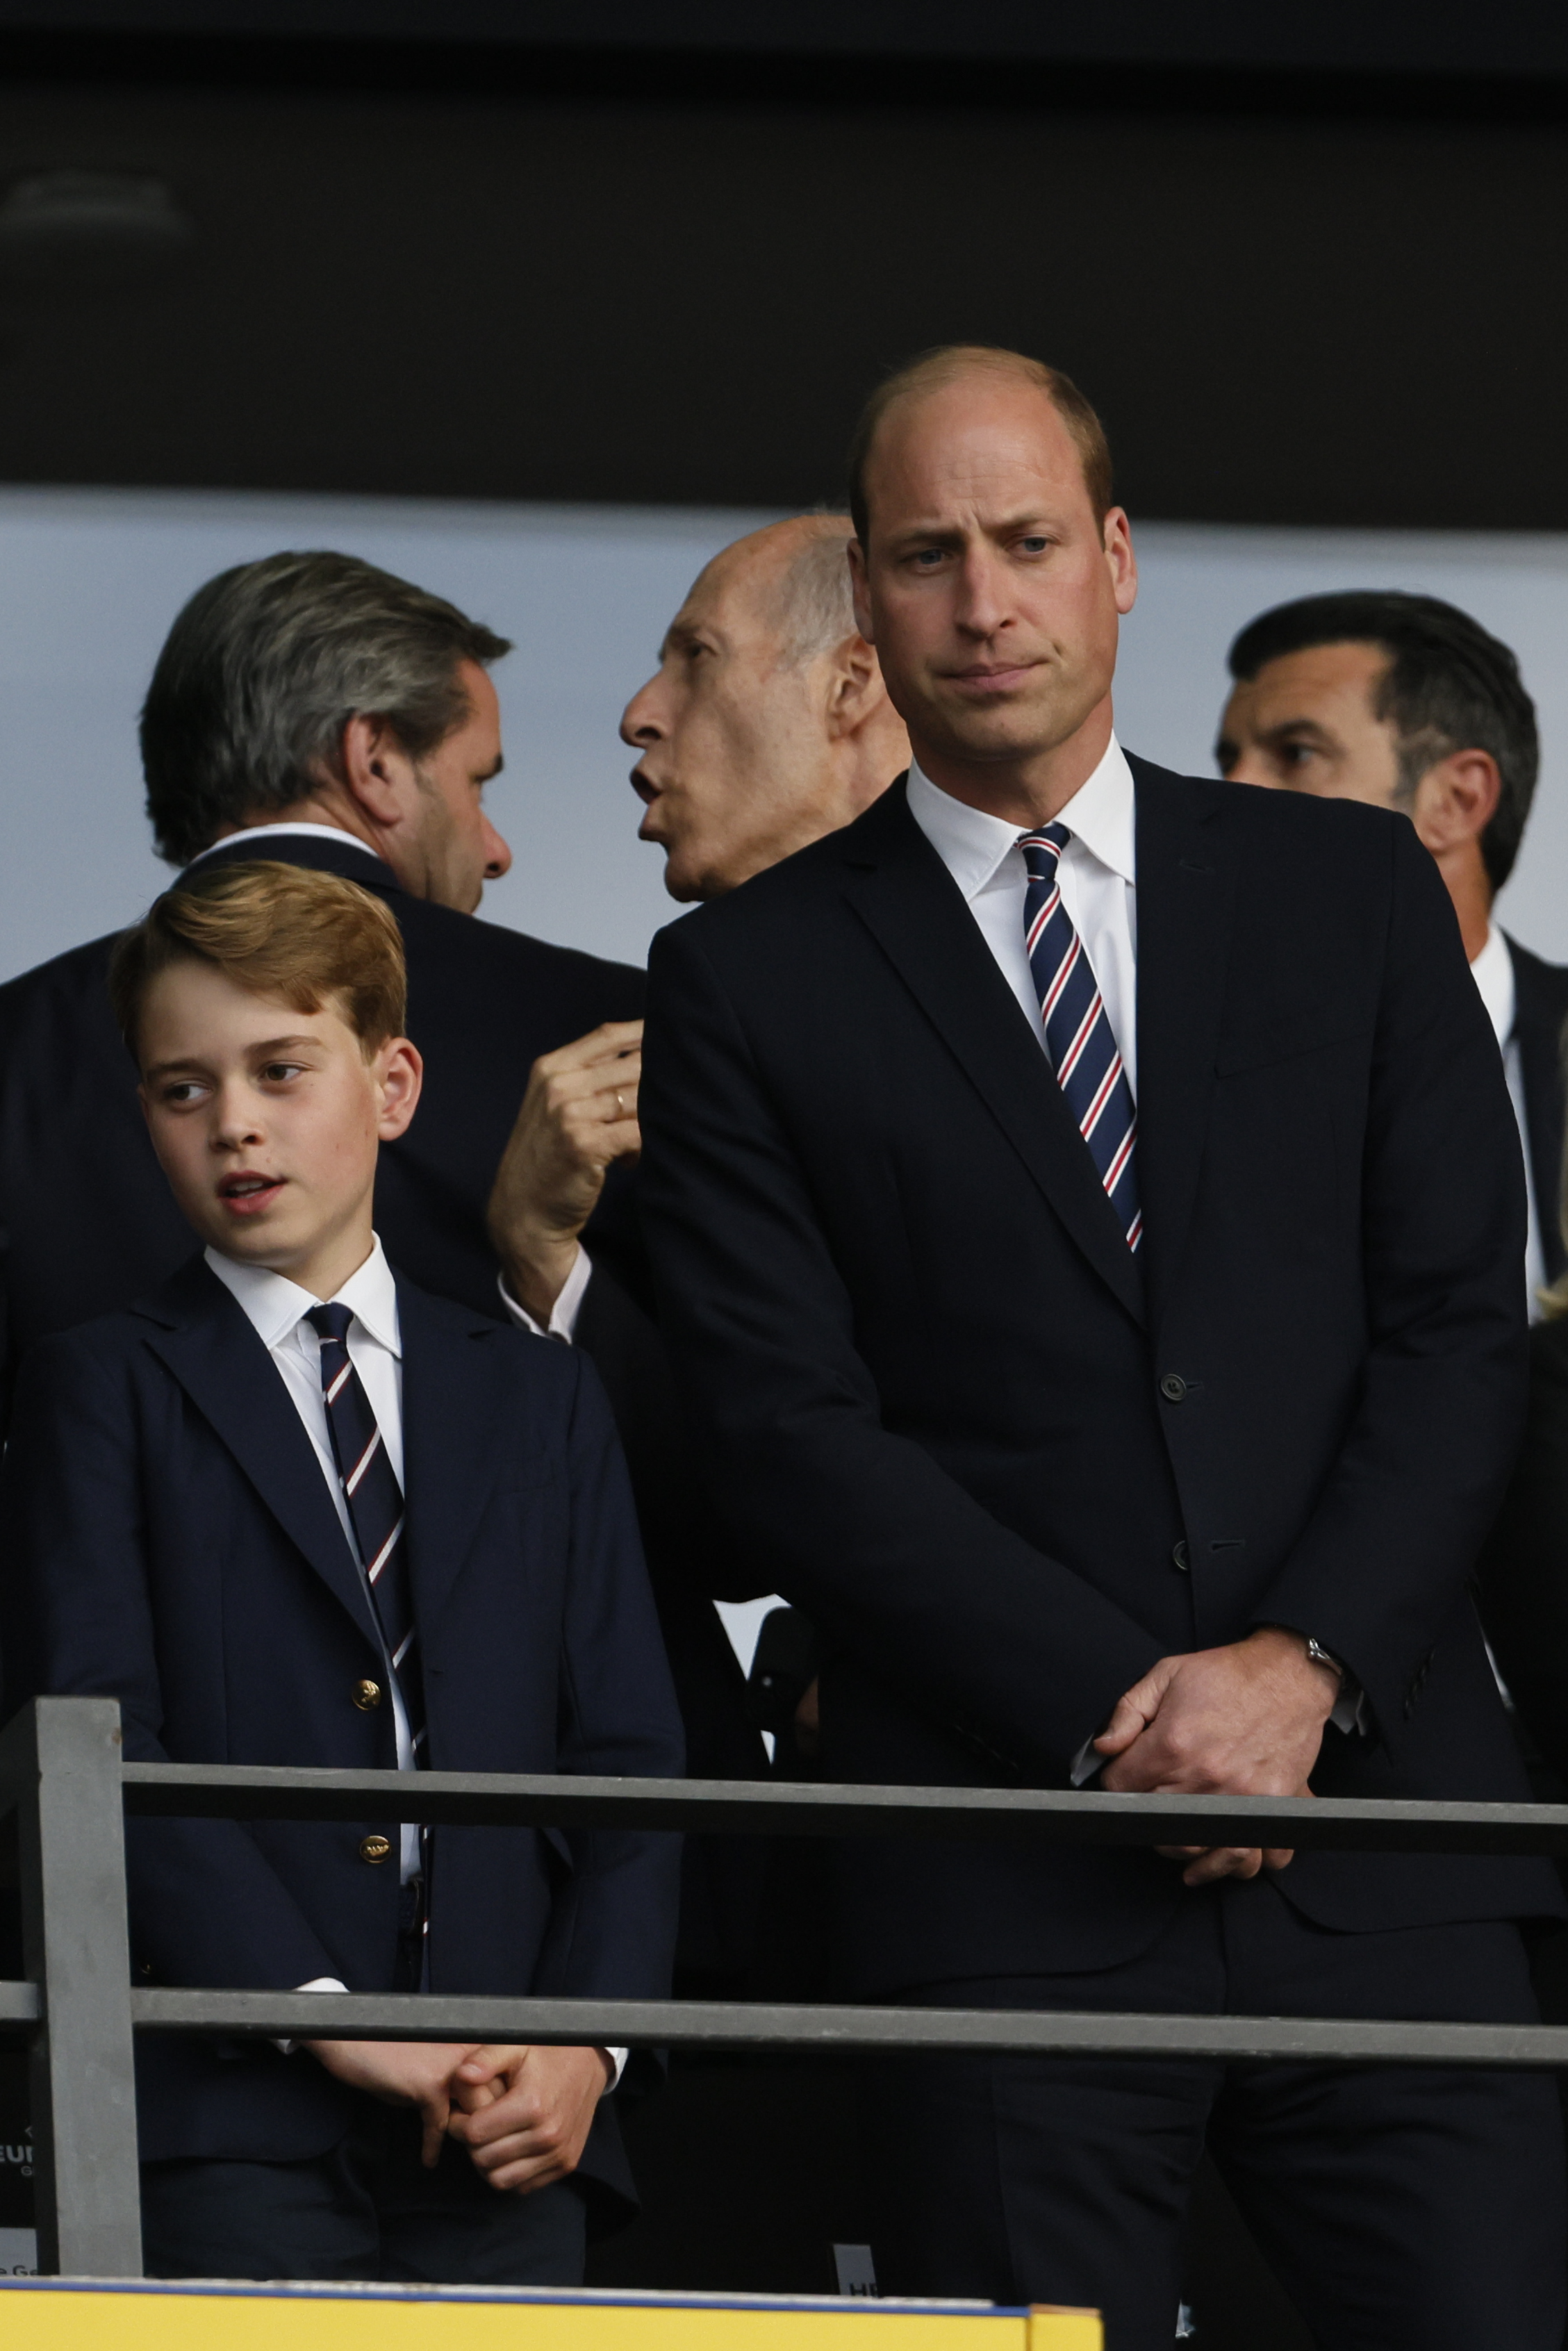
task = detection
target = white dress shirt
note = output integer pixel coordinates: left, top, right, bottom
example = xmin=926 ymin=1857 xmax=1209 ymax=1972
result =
xmin=205 ymin=1238 xmax=419 ymax=1881
xmin=501 ymin=1246 xmax=594 ymax=1344
xmin=1469 ymin=925 xmax=1546 ymax=1319
xmin=906 ymin=735 xmax=1139 ymax=1096
xmin=905 ymin=741 xmax=1363 ymax=1764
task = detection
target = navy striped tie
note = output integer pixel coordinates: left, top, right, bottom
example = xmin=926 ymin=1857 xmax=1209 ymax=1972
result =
xmin=1020 ymin=824 xmax=1142 ymax=1253
xmin=306 ymin=1303 xmax=427 ymax=1756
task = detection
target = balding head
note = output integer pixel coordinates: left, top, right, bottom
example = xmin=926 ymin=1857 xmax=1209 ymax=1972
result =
xmin=694 ymin=513 xmax=857 ymax=663
xmin=621 ymin=513 xmax=910 ymax=900
xmin=848 ymin=346 xmax=1113 ymax=554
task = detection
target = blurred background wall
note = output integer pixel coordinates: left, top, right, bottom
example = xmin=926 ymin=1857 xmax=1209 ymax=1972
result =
xmin=0 ymin=5 xmax=1565 ymax=989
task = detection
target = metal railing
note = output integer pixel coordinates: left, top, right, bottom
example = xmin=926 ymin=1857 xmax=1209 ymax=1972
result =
xmin=6 ymin=1694 xmax=1568 ymax=2277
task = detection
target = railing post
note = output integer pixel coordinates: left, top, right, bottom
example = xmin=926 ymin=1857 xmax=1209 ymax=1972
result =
xmin=0 ymin=1699 xmax=141 ymax=2277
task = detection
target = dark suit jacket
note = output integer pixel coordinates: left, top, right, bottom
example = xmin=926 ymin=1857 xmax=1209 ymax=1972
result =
xmin=0 ymin=1254 xmax=685 ymax=2193
xmin=1507 ymin=934 xmax=1568 ymax=1290
xmin=0 ymin=830 xmax=768 ymax=1967
xmin=638 ymin=760 xmax=1562 ymax=1997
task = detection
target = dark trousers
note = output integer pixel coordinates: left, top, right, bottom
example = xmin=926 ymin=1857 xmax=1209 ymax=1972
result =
xmin=141 ymin=2100 xmax=588 ymax=2287
xmin=860 ymin=1877 xmax=1566 ymax=2351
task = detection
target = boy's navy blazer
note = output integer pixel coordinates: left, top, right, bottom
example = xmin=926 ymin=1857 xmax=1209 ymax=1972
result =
xmin=0 ymin=1254 xmax=685 ymax=2194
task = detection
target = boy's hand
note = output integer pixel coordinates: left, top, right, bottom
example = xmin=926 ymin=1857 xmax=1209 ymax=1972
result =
xmin=304 ymin=2039 xmax=479 ymax=2169
xmin=446 ymin=2044 xmax=614 ymax=2195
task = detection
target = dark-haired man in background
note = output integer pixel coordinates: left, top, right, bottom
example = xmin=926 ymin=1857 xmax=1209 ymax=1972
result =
xmin=1217 ymin=592 xmax=1568 ymax=1305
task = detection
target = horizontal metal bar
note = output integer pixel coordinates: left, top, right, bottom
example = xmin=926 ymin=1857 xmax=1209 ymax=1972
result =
xmin=0 ymin=1981 xmax=40 ymax=2024
xmin=119 ymin=1763 xmax=1568 ymax=1857
xmin=130 ymin=1988 xmax=1568 ymax=2071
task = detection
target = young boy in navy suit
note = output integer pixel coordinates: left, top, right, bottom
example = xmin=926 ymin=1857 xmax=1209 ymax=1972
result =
xmin=0 ymin=860 xmax=684 ymax=2286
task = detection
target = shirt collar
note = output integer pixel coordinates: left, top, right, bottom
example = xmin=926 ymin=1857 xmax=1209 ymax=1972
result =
xmin=906 ymin=735 xmax=1136 ymax=903
xmin=1468 ymin=922 xmax=1516 ymax=1048
xmin=204 ymin=1235 xmax=402 ymax=1357
xmin=188 ymin=822 xmax=386 ymax=869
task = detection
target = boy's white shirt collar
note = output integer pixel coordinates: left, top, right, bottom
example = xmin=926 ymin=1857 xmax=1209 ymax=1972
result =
xmin=204 ymin=1234 xmax=402 ymax=1357
xmin=905 ymin=734 xmax=1137 ymax=898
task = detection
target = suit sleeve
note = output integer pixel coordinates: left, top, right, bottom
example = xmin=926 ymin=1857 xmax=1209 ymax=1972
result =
xmin=1248 ymin=816 xmax=1530 ymax=1742
xmin=638 ymin=919 xmax=1166 ymax=1779
xmin=0 ymin=1330 xmax=343 ymax=1992
xmin=532 ymin=1349 xmax=685 ymax=2004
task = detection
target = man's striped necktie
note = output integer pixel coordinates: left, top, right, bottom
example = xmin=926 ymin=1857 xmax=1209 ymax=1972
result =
xmin=306 ymin=1303 xmax=427 ymax=1756
xmin=1019 ymin=823 xmax=1142 ymax=1253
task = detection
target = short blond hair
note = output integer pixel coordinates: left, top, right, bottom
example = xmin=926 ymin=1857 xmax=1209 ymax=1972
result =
xmin=847 ymin=345 xmax=1114 ymax=546
xmin=109 ymin=861 xmax=407 ymax=1060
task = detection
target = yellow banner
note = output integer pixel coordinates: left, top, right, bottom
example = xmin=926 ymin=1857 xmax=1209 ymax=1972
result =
xmin=0 ymin=2281 xmax=1101 ymax=2350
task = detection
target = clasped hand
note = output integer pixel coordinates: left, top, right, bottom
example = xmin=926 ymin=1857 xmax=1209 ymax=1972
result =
xmin=1093 ymin=1626 xmax=1342 ymax=1886
xmin=304 ymin=2038 xmax=613 ymax=2191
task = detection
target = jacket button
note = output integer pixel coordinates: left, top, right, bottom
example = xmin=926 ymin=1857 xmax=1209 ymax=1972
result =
xmin=353 ymin=1679 xmax=383 ymax=1710
xmin=1172 ymin=1541 xmax=1190 ymax=1572
xmin=358 ymin=1834 xmax=392 ymax=1865
xmin=1160 ymin=1374 xmax=1189 ymax=1403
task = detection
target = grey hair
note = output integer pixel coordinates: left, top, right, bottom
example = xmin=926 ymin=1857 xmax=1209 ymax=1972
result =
xmin=767 ymin=516 xmax=859 ymax=668
xmin=140 ymin=550 xmax=512 ymax=866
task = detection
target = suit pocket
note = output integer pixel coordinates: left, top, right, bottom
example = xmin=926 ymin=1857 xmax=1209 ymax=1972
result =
xmin=1215 ymin=1011 xmax=1366 ymax=1077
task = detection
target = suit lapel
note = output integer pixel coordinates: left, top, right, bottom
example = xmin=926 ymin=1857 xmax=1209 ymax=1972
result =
xmin=1130 ymin=759 xmax=1238 ymax=1324
xmin=139 ymin=1261 xmax=381 ymax=1649
xmin=843 ymin=786 xmax=1144 ymax=1325
xmin=396 ymin=1280 xmax=509 ymax=1640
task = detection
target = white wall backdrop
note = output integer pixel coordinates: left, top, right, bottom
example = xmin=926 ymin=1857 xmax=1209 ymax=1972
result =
xmin=1 ymin=487 xmax=1567 ymax=985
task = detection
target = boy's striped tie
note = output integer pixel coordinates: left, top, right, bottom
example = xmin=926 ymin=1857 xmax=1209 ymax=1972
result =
xmin=1019 ymin=823 xmax=1142 ymax=1253
xmin=306 ymin=1303 xmax=427 ymax=1755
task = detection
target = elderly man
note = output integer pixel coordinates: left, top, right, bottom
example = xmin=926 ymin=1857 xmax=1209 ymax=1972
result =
xmin=1216 ymin=591 xmax=1568 ymax=1307
xmin=489 ymin=508 xmax=906 ymax=1389
xmin=623 ymin=512 xmax=909 ymax=900
xmin=635 ymin=345 xmax=1565 ymax=2347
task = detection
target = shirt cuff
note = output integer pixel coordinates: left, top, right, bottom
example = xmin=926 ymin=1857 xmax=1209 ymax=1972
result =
xmin=276 ymin=1977 xmax=348 ymax=2056
xmin=1328 ymin=1678 xmax=1369 ymax=1738
xmin=281 ymin=1986 xmax=626 ymax=2088
xmin=1069 ymin=1735 xmax=1101 ymax=1787
xmin=497 ymin=1244 xmax=593 ymax=1344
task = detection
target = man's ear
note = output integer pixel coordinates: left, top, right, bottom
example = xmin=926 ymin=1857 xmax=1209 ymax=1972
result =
xmin=1410 ymin=748 xmax=1501 ymax=855
xmin=824 ymin=634 xmax=886 ymax=742
xmin=1103 ymin=506 xmax=1138 ymax=616
xmin=338 ymin=713 xmax=412 ymax=831
xmin=847 ymin=537 xmax=875 ymax=644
